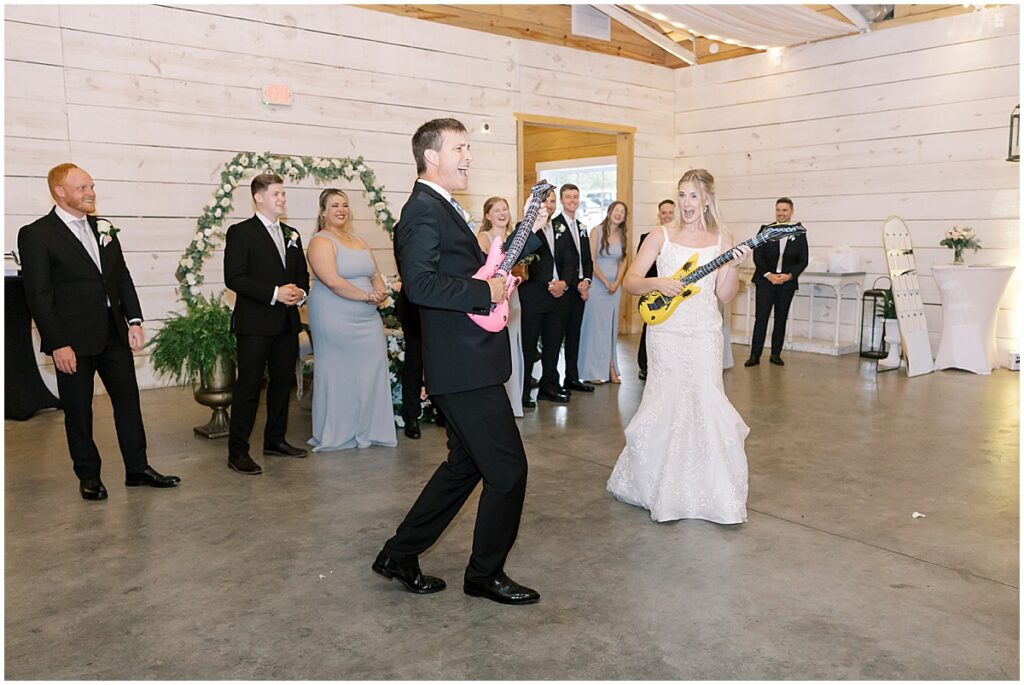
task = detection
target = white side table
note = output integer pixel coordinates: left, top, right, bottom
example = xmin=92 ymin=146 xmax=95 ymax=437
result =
xmin=800 ymin=271 xmax=866 ymax=348
xmin=932 ymin=264 xmax=1014 ymax=375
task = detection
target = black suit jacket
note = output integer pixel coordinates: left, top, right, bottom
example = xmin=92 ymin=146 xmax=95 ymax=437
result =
xmin=516 ymin=221 xmax=576 ymax=313
xmin=638 ymin=231 xmax=659 ymax=278
xmin=393 ymin=181 xmax=510 ymax=396
xmin=752 ymin=225 xmax=809 ymax=290
xmin=551 ymin=212 xmax=593 ymax=286
xmin=18 ymin=208 xmax=143 ymax=356
xmin=224 ymin=215 xmax=310 ymax=336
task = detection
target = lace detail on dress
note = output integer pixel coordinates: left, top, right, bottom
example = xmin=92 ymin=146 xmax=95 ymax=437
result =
xmin=608 ymin=238 xmax=749 ymax=524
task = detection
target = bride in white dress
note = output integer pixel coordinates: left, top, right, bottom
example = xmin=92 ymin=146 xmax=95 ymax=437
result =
xmin=607 ymin=169 xmax=752 ymax=524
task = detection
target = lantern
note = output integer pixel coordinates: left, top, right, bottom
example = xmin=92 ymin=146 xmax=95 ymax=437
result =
xmin=1008 ymin=105 xmax=1019 ymax=162
xmin=859 ymin=286 xmax=889 ymax=359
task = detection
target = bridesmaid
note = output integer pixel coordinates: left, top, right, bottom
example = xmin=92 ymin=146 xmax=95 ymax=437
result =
xmin=476 ymin=196 xmax=526 ymax=418
xmin=306 ymin=189 xmax=397 ymax=450
xmin=578 ymin=201 xmax=629 ymax=384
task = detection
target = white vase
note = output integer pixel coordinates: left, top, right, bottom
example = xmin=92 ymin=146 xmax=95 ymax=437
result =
xmin=879 ymin=319 xmax=902 ymax=368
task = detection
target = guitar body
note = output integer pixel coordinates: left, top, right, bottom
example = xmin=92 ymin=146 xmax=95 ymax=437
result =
xmin=467 ymin=237 xmax=521 ymax=332
xmin=637 ymin=252 xmax=702 ymax=326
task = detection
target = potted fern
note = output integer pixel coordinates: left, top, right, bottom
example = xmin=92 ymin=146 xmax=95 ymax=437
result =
xmin=148 ymin=292 xmax=237 ymax=438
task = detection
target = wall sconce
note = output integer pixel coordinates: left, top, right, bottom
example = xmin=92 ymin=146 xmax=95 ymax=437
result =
xmin=1007 ymin=105 xmax=1019 ymax=162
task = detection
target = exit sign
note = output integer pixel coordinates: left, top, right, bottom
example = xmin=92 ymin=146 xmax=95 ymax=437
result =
xmin=261 ymin=84 xmax=293 ymax=106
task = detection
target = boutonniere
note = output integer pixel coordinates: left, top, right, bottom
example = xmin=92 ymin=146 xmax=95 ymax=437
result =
xmin=96 ymin=218 xmax=120 ymax=247
xmin=554 ymin=222 xmax=566 ymax=237
xmin=285 ymin=227 xmax=300 ymax=249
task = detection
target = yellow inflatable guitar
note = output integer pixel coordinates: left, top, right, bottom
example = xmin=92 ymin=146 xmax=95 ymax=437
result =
xmin=638 ymin=222 xmax=806 ymax=326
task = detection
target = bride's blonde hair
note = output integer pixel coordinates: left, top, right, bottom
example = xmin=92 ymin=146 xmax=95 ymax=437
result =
xmin=678 ymin=168 xmax=726 ymax=235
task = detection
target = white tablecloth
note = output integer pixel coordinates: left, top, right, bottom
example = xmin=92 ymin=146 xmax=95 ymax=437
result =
xmin=932 ymin=265 xmax=1014 ymax=375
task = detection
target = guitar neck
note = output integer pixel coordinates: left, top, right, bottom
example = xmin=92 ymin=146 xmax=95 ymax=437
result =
xmin=680 ymin=233 xmax=773 ymax=284
xmin=496 ymin=200 xmax=542 ymax=275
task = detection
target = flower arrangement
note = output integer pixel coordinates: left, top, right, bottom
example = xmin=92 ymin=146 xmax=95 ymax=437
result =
xmin=96 ymin=218 xmax=120 ymax=247
xmin=939 ymin=225 xmax=981 ymax=265
xmin=177 ymin=152 xmax=396 ymax=303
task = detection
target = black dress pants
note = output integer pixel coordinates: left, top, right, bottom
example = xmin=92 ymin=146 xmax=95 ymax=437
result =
xmin=400 ymin=319 xmax=425 ymax=425
xmin=229 ymin=328 xmax=298 ymax=454
xmin=54 ymin=311 xmax=147 ymax=479
xmin=750 ymin=282 xmax=797 ymax=358
xmin=384 ymin=384 xmax=528 ymax=581
xmin=520 ymin=300 xmax=568 ymax=399
xmin=562 ymin=290 xmax=585 ymax=385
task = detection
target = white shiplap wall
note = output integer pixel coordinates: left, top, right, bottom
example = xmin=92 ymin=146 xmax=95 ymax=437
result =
xmin=675 ymin=6 xmax=1020 ymax=362
xmin=4 ymin=3 xmax=676 ymax=391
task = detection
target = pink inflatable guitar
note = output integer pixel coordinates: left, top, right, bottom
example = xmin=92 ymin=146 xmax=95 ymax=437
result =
xmin=468 ymin=179 xmax=555 ymax=332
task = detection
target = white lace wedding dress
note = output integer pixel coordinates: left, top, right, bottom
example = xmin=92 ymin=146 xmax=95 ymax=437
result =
xmin=607 ymin=229 xmax=749 ymax=524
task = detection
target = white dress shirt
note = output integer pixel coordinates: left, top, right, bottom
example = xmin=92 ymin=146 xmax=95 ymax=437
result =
xmin=54 ymin=205 xmax=141 ymax=324
xmin=763 ymin=236 xmax=790 ymax=280
xmin=256 ymin=211 xmax=306 ymax=306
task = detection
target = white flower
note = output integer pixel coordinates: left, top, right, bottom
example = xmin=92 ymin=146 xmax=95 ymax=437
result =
xmin=374 ymin=201 xmax=386 ymax=211
xmin=222 ymin=183 xmax=232 ymax=193
xmin=180 ymin=257 xmax=190 ymax=267
xmin=220 ymin=198 xmax=230 ymax=208
xmin=398 ymin=351 xmax=405 ymax=362
xmin=204 ymin=228 xmax=213 ymax=236
xmin=377 ymin=212 xmax=387 ymax=222
xmin=185 ymin=273 xmax=197 ymax=285
xmin=214 ymin=208 xmax=222 ymax=218
xmin=230 ymin=165 xmax=242 ymax=174
xmin=240 ymin=155 xmax=250 ymax=165
xmin=195 ymin=231 xmax=204 ymax=241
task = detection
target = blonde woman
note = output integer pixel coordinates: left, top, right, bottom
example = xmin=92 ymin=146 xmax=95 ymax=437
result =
xmin=477 ymin=196 xmax=525 ymax=417
xmin=306 ymin=189 xmax=396 ymax=450
xmin=607 ymin=169 xmax=752 ymax=524
xmin=578 ymin=201 xmax=629 ymax=384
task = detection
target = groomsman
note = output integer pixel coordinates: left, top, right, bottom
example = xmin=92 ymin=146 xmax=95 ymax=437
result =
xmin=745 ymin=197 xmax=808 ymax=367
xmin=551 ymin=184 xmax=594 ymax=394
xmin=18 ymin=163 xmax=180 ymax=500
xmin=223 ymin=173 xmax=310 ymax=474
xmin=519 ymin=188 xmax=575 ymax=406
xmin=637 ymin=199 xmax=675 ymax=380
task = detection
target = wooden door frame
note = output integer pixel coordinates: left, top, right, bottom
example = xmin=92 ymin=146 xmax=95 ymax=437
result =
xmin=514 ymin=113 xmax=638 ymax=331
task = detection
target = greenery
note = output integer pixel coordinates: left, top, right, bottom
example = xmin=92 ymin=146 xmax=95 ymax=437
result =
xmin=177 ymin=152 xmax=396 ymax=303
xmin=148 ymin=292 xmax=237 ymax=385
xmin=880 ymin=289 xmax=897 ymax=319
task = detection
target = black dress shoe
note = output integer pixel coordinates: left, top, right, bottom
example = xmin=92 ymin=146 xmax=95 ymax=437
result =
xmin=404 ymin=423 xmax=421 ymax=439
xmin=228 ymin=452 xmax=263 ymax=475
xmin=464 ymin=573 xmax=540 ymax=605
xmin=527 ymin=376 xmax=539 ymax=389
xmin=79 ymin=477 xmax=108 ymax=501
xmin=125 ymin=467 xmax=181 ymax=488
xmin=537 ymin=389 xmax=570 ymax=403
xmin=522 ymin=398 xmax=537 ymax=409
xmin=565 ymin=380 xmax=595 ymax=393
xmin=263 ymin=441 xmax=308 ymax=457
xmin=744 ymin=357 xmax=760 ymax=367
xmin=372 ymin=551 xmax=446 ymax=594
xmin=769 ymin=355 xmax=785 ymax=366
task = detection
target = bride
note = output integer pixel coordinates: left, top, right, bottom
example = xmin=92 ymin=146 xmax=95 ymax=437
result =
xmin=607 ymin=169 xmax=752 ymax=524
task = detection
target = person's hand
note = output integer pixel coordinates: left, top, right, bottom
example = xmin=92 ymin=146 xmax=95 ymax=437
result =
xmin=655 ymin=278 xmax=684 ymax=297
xmin=609 ymin=282 xmax=619 ymax=295
xmin=599 ymin=276 xmax=612 ymax=291
xmin=775 ymin=273 xmax=792 ymax=284
xmin=53 ymin=346 xmax=77 ymax=375
xmin=128 ymin=325 xmax=145 ymax=352
xmin=578 ymin=280 xmax=590 ymax=297
xmin=548 ymin=279 xmax=567 ymax=298
xmin=510 ymin=262 xmax=528 ymax=281
xmin=278 ymin=283 xmax=304 ymax=306
xmin=727 ymin=244 xmax=753 ymax=269
xmin=529 ymin=203 xmax=549 ymax=230
xmin=487 ymin=277 xmax=508 ymax=303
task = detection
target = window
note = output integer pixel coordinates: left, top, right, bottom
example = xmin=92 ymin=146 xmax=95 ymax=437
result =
xmin=536 ymin=157 xmax=616 ymax=228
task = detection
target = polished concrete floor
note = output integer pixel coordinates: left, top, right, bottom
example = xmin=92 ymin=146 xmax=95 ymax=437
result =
xmin=4 ymin=335 xmax=1019 ymax=679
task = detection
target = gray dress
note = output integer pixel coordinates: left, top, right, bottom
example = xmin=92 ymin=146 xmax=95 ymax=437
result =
xmin=307 ymin=233 xmax=397 ymax=451
xmin=578 ymin=231 xmax=624 ymax=382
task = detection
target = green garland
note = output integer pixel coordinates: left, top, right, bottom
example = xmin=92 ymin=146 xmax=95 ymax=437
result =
xmin=176 ymin=151 xmax=396 ymax=303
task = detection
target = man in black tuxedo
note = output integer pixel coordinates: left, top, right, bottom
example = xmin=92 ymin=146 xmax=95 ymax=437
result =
xmin=518 ymin=188 xmax=575 ymax=406
xmin=551 ymin=183 xmax=595 ymax=394
xmin=373 ymin=118 xmax=543 ymax=605
xmin=223 ymin=173 xmax=310 ymax=474
xmin=18 ymin=163 xmax=180 ymax=500
xmin=745 ymin=197 xmax=809 ymax=367
xmin=637 ymin=199 xmax=676 ymax=380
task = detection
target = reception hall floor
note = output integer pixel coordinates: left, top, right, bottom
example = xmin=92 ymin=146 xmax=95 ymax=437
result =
xmin=4 ymin=336 xmax=1019 ymax=679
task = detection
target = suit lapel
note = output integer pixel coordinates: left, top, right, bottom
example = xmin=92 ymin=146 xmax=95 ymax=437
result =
xmin=46 ymin=209 xmax=102 ymax=276
xmin=414 ymin=183 xmax=482 ymax=265
xmin=252 ymin=216 xmax=286 ymax=272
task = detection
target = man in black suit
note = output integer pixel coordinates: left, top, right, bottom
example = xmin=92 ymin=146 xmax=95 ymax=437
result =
xmin=518 ymin=188 xmax=574 ymax=406
xmin=373 ymin=118 xmax=543 ymax=605
xmin=637 ymin=199 xmax=676 ymax=380
xmin=18 ymin=163 xmax=180 ymax=500
xmin=551 ymin=184 xmax=595 ymax=395
xmin=745 ymin=197 xmax=809 ymax=367
xmin=223 ymin=173 xmax=310 ymax=474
